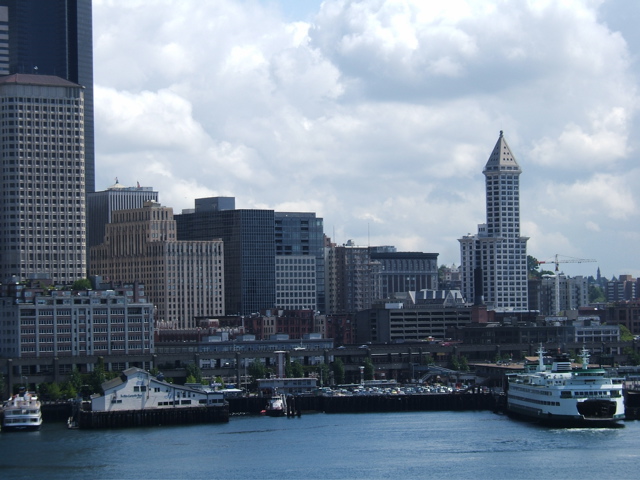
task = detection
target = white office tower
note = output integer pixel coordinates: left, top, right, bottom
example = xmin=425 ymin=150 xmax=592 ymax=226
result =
xmin=0 ymin=74 xmax=86 ymax=283
xmin=459 ymin=131 xmax=529 ymax=311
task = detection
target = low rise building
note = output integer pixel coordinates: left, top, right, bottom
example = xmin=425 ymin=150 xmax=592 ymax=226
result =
xmin=0 ymin=279 xmax=154 ymax=358
xmin=92 ymin=367 xmax=225 ymax=412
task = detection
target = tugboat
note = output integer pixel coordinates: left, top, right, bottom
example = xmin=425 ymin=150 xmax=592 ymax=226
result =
xmin=2 ymin=387 xmax=43 ymax=431
xmin=506 ymin=346 xmax=625 ymax=428
xmin=262 ymin=393 xmax=287 ymax=417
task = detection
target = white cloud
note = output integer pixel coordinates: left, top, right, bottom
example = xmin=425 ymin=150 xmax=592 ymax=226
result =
xmin=92 ymin=0 xmax=640 ymax=277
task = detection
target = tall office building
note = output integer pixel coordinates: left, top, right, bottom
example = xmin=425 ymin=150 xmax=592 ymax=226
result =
xmin=0 ymin=0 xmax=94 ymax=194
xmin=87 ymin=180 xmax=159 ymax=253
xmin=175 ymin=197 xmax=275 ymax=316
xmin=459 ymin=131 xmax=529 ymax=311
xmin=325 ymin=240 xmax=376 ymax=314
xmin=0 ymin=74 xmax=86 ymax=283
xmin=274 ymin=212 xmax=325 ymax=313
xmin=90 ymin=202 xmax=225 ymax=329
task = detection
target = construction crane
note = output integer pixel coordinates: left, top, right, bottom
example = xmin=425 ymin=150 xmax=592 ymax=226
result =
xmin=537 ymin=254 xmax=597 ymax=272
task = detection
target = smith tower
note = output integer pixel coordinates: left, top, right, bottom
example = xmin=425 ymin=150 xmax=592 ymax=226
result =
xmin=459 ymin=131 xmax=529 ymax=311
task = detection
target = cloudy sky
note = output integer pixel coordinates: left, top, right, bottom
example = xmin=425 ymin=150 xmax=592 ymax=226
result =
xmin=92 ymin=0 xmax=640 ymax=279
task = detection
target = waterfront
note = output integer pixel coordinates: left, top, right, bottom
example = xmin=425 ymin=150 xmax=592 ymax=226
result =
xmin=2 ymin=411 xmax=639 ymax=480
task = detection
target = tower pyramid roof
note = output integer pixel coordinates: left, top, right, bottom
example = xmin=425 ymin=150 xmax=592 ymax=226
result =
xmin=483 ymin=131 xmax=521 ymax=174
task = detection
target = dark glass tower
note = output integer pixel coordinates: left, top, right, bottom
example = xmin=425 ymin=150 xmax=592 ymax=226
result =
xmin=0 ymin=0 xmax=94 ymax=194
xmin=176 ymin=198 xmax=276 ymax=316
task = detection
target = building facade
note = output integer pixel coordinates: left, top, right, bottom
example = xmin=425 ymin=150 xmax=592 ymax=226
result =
xmin=325 ymin=240 xmax=377 ymax=314
xmin=86 ymin=180 xmax=159 ymax=252
xmin=370 ymin=250 xmax=439 ymax=300
xmin=459 ymin=131 xmax=529 ymax=311
xmin=0 ymin=74 xmax=86 ymax=283
xmin=355 ymin=294 xmax=472 ymax=344
xmin=175 ymin=197 xmax=275 ymax=316
xmin=90 ymin=202 xmax=225 ymax=329
xmin=0 ymin=0 xmax=94 ymax=194
xmin=274 ymin=212 xmax=325 ymax=313
xmin=606 ymin=275 xmax=637 ymax=302
xmin=540 ymin=274 xmax=589 ymax=315
xmin=0 ymin=280 xmax=153 ymax=358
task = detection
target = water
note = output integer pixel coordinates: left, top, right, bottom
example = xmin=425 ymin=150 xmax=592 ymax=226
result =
xmin=2 ymin=411 xmax=639 ymax=480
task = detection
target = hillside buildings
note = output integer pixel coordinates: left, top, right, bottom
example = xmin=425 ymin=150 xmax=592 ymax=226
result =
xmin=90 ymin=201 xmax=225 ymax=329
xmin=0 ymin=74 xmax=87 ymax=283
xmin=459 ymin=131 xmax=529 ymax=312
xmin=539 ymin=274 xmax=589 ymax=315
xmin=607 ymin=275 xmax=638 ymax=302
xmin=0 ymin=0 xmax=95 ymax=194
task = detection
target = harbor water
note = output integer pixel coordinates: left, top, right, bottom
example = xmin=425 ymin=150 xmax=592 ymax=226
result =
xmin=1 ymin=411 xmax=639 ymax=480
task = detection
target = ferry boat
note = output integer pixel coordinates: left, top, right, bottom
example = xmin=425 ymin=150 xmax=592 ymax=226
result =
xmin=2 ymin=388 xmax=43 ymax=431
xmin=505 ymin=346 xmax=625 ymax=428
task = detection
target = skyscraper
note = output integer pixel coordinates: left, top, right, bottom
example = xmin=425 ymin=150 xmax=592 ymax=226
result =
xmin=459 ymin=131 xmax=529 ymax=311
xmin=175 ymin=197 xmax=275 ymax=316
xmin=274 ymin=212 xmax=325 ymax=313
xmin=0 ymin=74 xmax=87 ymax=283
xmin=0 ymin=0 xmax=94 ymax=194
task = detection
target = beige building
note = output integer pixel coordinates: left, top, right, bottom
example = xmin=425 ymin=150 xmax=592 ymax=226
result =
xmin=90 ymin=202 xmax=224 ymax=328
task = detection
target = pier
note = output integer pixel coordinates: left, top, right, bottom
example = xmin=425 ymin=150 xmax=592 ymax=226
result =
xmin=76 ymin=404 xmax=229 ymax=429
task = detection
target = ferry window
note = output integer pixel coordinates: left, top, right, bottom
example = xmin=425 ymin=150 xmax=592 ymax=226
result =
xmin=134 ymin=386 xmax=140 ymax=392
xmin=141 ymin=386 xmax=147 ymax=392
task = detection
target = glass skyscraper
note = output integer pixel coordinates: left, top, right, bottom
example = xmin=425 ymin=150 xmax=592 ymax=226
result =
xmin=175 ymin=198 xmax=276 ymax=316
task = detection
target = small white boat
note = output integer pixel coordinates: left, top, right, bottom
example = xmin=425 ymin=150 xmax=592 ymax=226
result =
xmin=2 ymin=388 xmax=43 ymax=431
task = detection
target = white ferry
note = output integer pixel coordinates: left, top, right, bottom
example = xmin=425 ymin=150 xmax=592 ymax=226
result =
xmin=2 ymin=388 xmax=43 ymax=431
xmin=506 ymin=346 xmax=625 ymax=428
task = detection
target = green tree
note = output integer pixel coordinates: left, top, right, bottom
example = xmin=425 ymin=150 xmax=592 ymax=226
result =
xmin=185 ymin=363 xmax=203 ymax=384
xmin=620 ymin=325 xmax=634 ymax=342
xmin=316 ymin=363 xmax=330 ymax=387
xmin=48 ymin=382 xmax=63 ymax=401
xmin=589 ymin=285 xmax=605 ymax=303
xmin=72 ymin=278 xmax=92 ymax=290
xmin=290 ymin=361 xmax=304 ymax=378
xmin=60 ymin=382 xmax=76 ymax=400
xmin=422 ymin=354 xmax=434 ymax=365
xmin=331 ymin=358 xmax=345 ymax=385
xmin=527 ymin=255 xmax=541 ymax=279
xmin=363 ymin=357 xmax=374 ymax=381
xmin=623 ymin=347 xmax=640 ymax=366
xmin=88 ymin=357 xmax=106 ymax=395
xmin=68 ymin=367 xmax=83 ymax=391
xmin=185 ymin=374 xmax=197 ymax=384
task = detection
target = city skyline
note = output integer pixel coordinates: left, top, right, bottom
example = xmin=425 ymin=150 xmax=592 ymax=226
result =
xmin=91 ymin=1 xmax=640 ymax=279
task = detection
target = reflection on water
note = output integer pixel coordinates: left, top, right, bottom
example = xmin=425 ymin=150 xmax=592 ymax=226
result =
xmin=1 ymin=411 xmax=639 ymax=480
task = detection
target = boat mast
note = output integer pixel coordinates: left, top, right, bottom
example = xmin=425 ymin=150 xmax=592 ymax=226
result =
xmin=536 ymin=344 xmax=546 ymax=372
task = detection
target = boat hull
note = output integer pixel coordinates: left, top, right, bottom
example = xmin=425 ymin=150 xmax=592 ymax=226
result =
xmin=2 ymin=422 xmax=42 ymax=432
xmin=506 ymin=399 xmax=624 ymax=428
